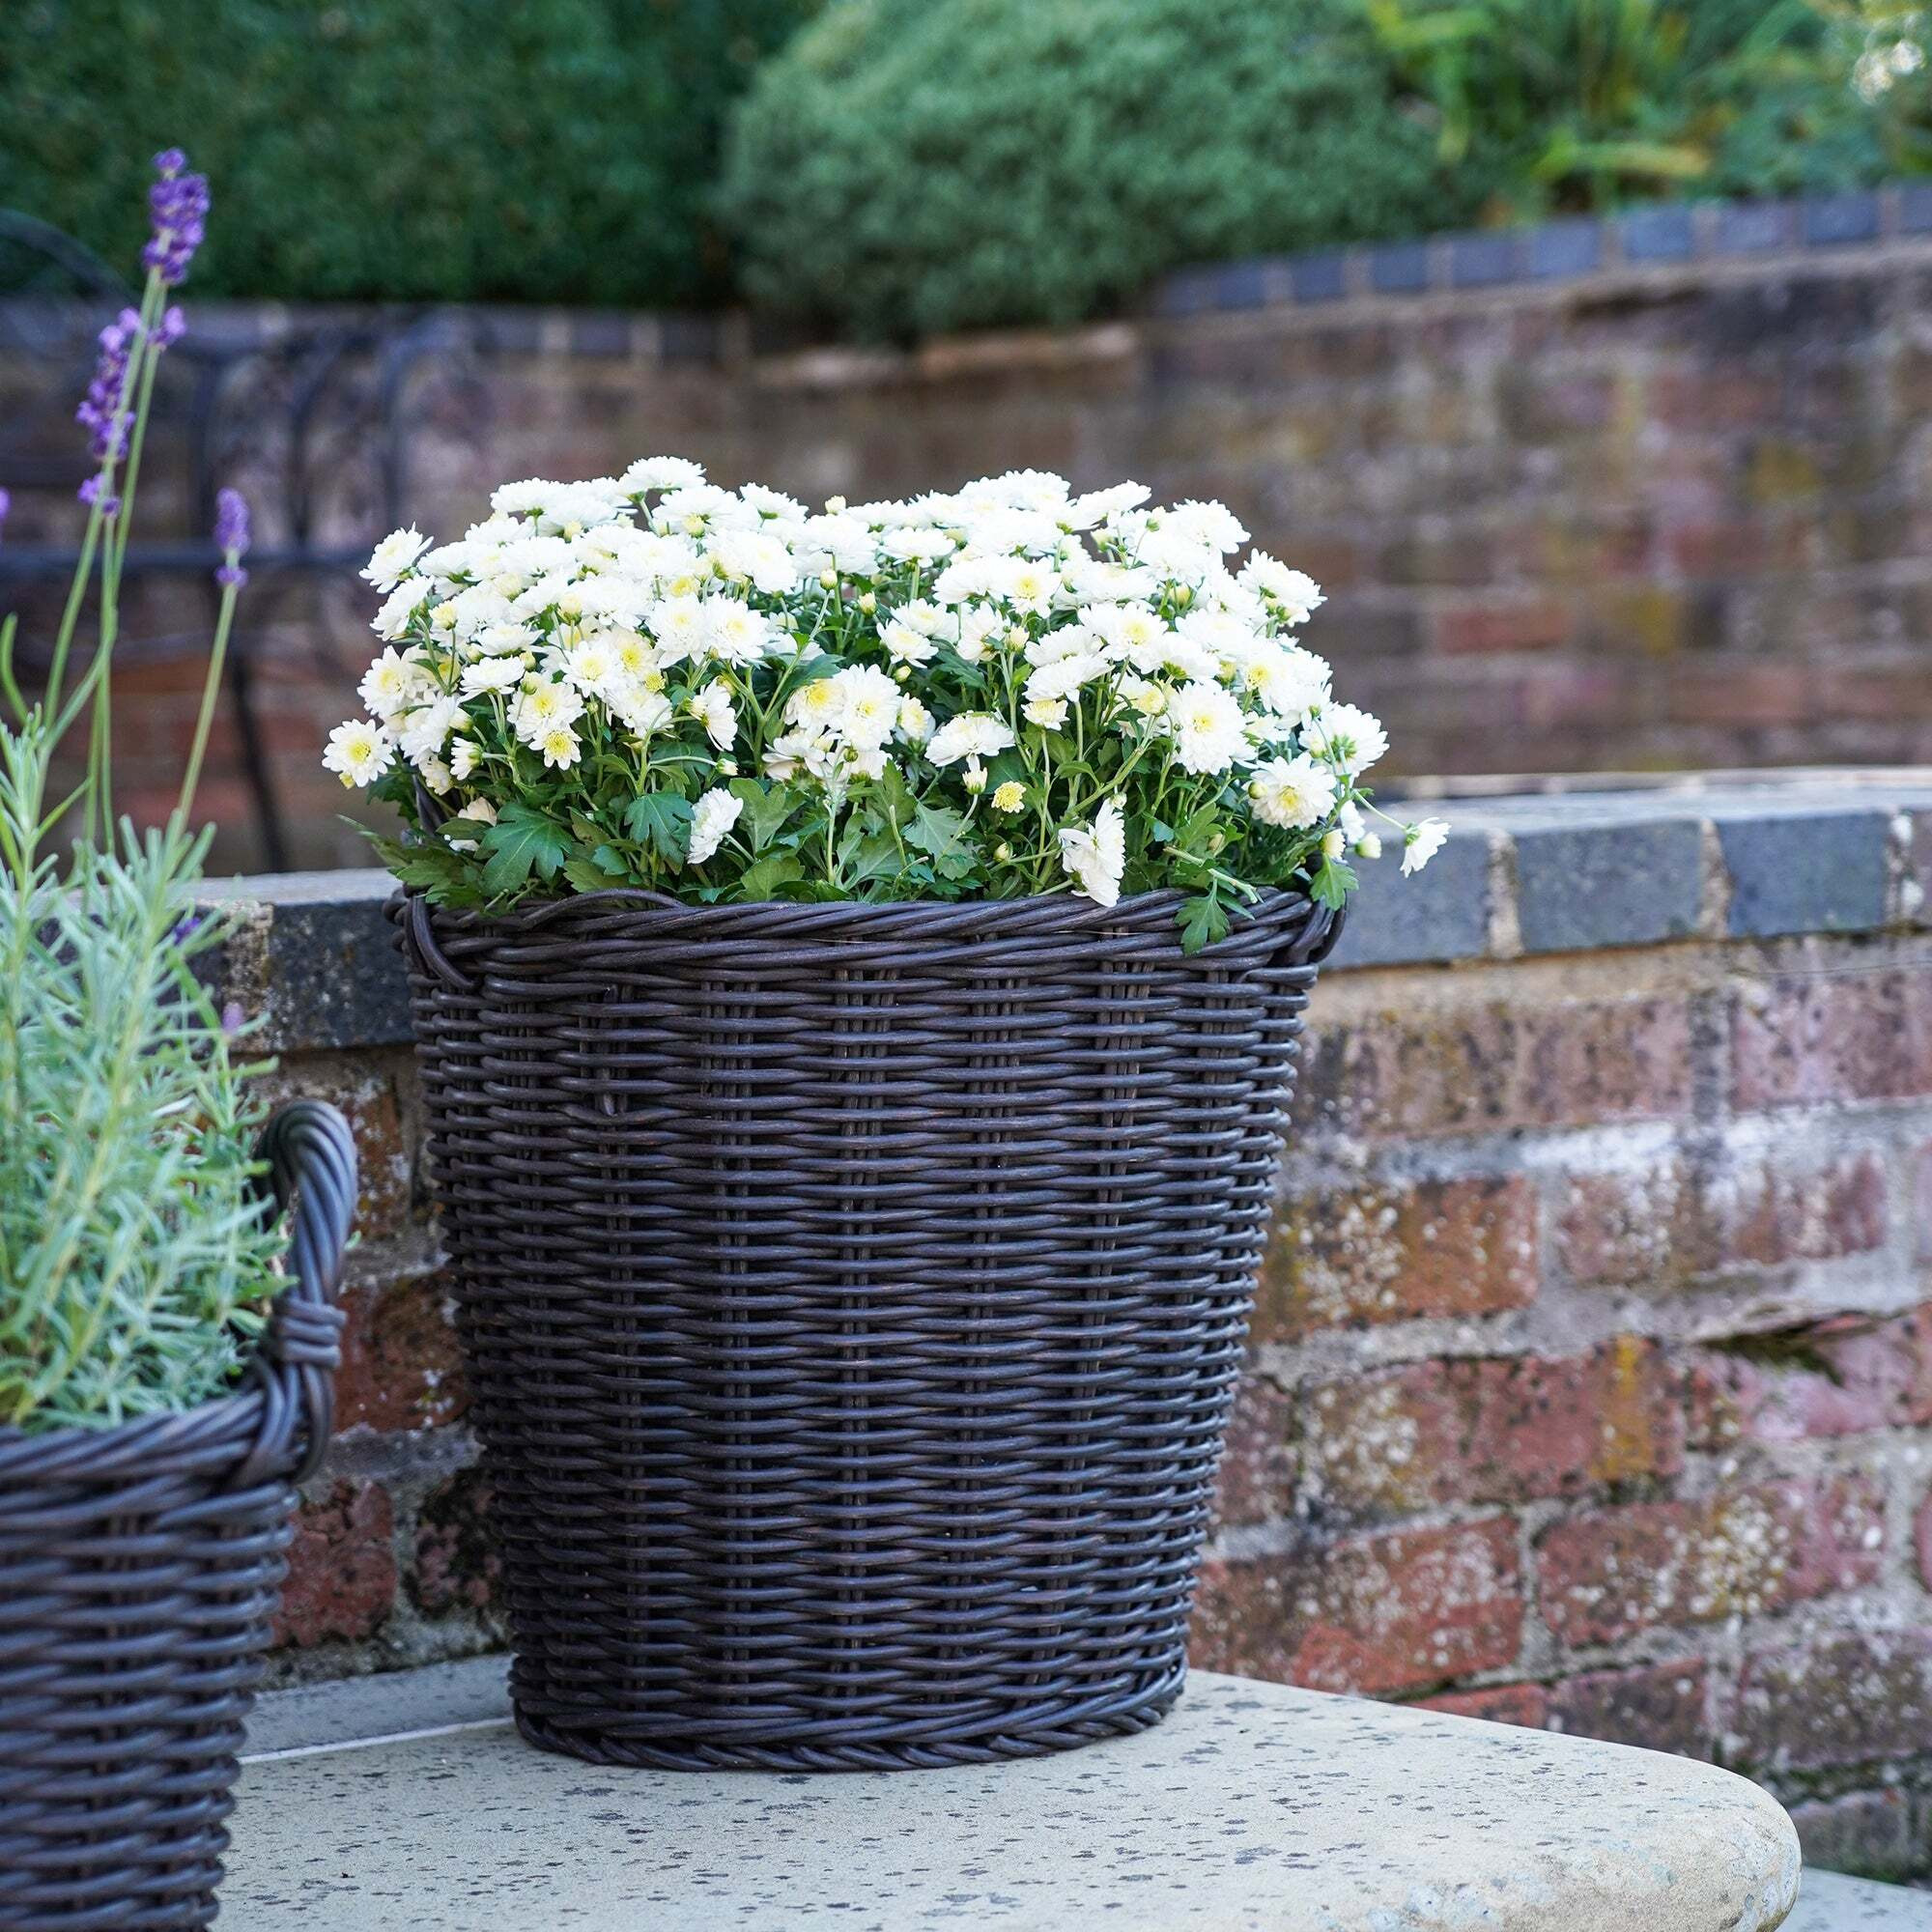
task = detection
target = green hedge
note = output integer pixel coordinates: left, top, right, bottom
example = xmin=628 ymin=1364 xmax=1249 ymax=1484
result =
xmin=0 ymin=0 xmax=816 ymax=307
xmin=717 ymin=0 xmax=1492 ymax=341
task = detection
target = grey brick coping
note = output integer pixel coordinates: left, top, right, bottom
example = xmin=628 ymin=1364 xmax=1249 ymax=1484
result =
xmin=225 ymin=1664 xmax=1800 ymax=1931
xmin=202 ymin=775 xmax=1932 ymax=1053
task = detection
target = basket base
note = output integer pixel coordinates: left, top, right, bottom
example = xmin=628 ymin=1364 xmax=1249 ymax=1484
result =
xmin=510 ymin=1667 xmax=1185 ymax=1773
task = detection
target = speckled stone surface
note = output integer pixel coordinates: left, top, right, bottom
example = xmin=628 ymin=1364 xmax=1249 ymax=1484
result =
xmin=227 ymin=1667 xmax=1799 ymax=1930
xmin=1785 ymin=1871 xmax=1932 ymax=1930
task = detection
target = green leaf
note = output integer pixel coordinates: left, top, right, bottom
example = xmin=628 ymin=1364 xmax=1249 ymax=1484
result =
xmin=364 ymin=832 xmax=484 ymax=906
xmin=727 ymin=777 xmax=798 ymax=854
xmin=561 ymin=844 xmax=632 ymax=894
xmin=838 ymin=825 xmax=901 ymax=886
xmin=1310 ymin=857 xmax=1357 ymax=910
xmin=737 ymin=853 xmax=804 ymax=900
xmin=623 ymin=790 xmax=695 ymax=867
xmin=478 ymin=804 xmax=571 ymax=897
xmin=1178 ymin=893 xmax=1229 ymax=955
xmin=906 ymin=800 xmax=968 ymax=861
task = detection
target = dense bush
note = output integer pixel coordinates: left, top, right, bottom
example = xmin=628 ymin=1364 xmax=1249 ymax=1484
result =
xmin=722 ymin=0 xmax=1914 ymax=341
xmin=0 ymin=0 xmax=816 ymax=306
xmin=717 ymin=0 xmax=1491 ymax=341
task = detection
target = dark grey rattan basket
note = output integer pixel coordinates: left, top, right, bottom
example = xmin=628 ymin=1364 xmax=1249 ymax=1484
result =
xmin=396 ymin=886 xmax=1338 ymax=1772
xmin=0 ymin=1101 xmax=355 ymax=1931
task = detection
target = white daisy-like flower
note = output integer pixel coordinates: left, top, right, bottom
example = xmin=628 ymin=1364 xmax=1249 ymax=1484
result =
xmin=324 ymin=719 xmax=393 ymax=788
xmin=513 ymin=678 xmax=584 ymax=748
xmin=1058 ymin=798 xmax=1125 ymax=907
xmin=1306 ymin=701 xmax=1388 ymax=776
xmin=1402 ymin=818 xmax=1451 ymax=875
xmin=537 ymin=724 xmax=582 ymax=769
xmin=609 ymin=682 xmax=674 ymax=740
xmin=896 ymin=696 xmax=933 ymax=744
xmin=460 ymin=656 xmax=526 ymax=697
xmin=830 ymin=665 xmax=903 ymax=751
xmin=449 ymin=737 xmax=481 ymax=782
xmin=925 ymin=712 xmax=1017 ymax=768
xmin=398 ymin=694 xmax=464 ymax=768
xmin=1248 ymin=754 xmax=1338 ymax=830
xmin=703 ymin=599 xmax=780 ymax=668
xmin=358 ymin=647 xmax=429 ymax=723
xmin=1165 ymin=681 xmax=1247 ymax=775
xmin=370 ymin=583 xmax=425 ymax=641
xmin=620 ymin=454 xmax=706 ymax=497
xmin=688 ymin=786 xmax=745 ymax=865
xmin=689 ymin=679 xmax=738 ymax=753
xmin=881 ymin=619 xmax=937 ymax=666
xmin=1244 ymin=644 xmax=1331 ymax=723
xmin=1023 ymin=696 xmax=1068 ymax=730
xmin=362 ymin=526 xmax=431 ymax=593
xmin=1238 ymin=554 xmax=1325 ymax=625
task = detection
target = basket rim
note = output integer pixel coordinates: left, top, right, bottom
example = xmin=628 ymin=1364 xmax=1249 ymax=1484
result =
xmin=393 ymin=879 xmax=1328 ymax=942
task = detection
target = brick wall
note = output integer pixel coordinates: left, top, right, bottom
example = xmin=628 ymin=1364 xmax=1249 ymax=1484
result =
xmin=9 ymin=189 xmax=1932 ymax=872
xmin=219 ymin=776 xmax=1932 ymax=1877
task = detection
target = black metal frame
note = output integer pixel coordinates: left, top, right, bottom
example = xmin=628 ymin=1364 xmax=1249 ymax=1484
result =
xmin=0 ymin=211 xmax=490 ymax=867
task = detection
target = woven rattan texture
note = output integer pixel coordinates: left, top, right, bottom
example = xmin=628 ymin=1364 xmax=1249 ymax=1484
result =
xmin=0 ymin=1103 xmax=355 ymax=1931
xmin=398 ymin=887 xmax=1337 ymax=1772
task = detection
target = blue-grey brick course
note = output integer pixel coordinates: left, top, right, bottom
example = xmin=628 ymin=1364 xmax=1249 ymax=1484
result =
xmin=1512 ymin=817 xmax=1706 ymax=953
xmin=1716 ymin=808 xmax=1892 ymax=939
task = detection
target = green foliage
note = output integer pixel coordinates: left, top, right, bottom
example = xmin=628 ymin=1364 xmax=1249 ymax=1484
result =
xmin=718 ymin=0 xmax=1487 ymax=339
xmin=0 ymin=0 xmax=819 ymax=306
xmin=1369 ymin=0 xmax=1889 ymax=213
xmin=0 ymin=718 xmax=281 ymax=1433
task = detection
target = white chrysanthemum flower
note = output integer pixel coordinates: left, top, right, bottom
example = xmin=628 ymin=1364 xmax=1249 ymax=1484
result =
xmin=1065 ymin=481 xmax=1151 ymax=529
xmin=417 ymin=756 xmax=454 ymax=797
xmin=992 ymin=781 xmax=1028 ymax=812
xmin=449 ymin=737 xmax=481 ymax=782
xmin=562 ymin=636 xmax=623 ymax=701
xmin=1166 ymin=681 xmax=1247 ymax=775
xmin=711 ymin=526 xmax=799 ymax=596
xmin=1024 ymin=653 xmax=1105 ymax=705
xmin=370 ymin=583 xmax=425 ymax=641
xmin=1306 ymin=701 xmax=1389 ymax=776
xmin=1058 ymin=798 xmax=1125 ymax=907
xmin=879 ymin=525 xmax=958 ymax=566
xmin=925 ymin=712 xmax=1017 ymax=768
xmin=358 ymin=648 xmax=429 ymax=723
xmin=363 ymin=526 xmax=430 ymax=592
xmin=831 ymin=665 xmax=903 ymax=750
xmin=513 ymin=678 xmax=584 ymax=748
xmin=324 ymin=719 xmax=393 ymax=788
xmin=1248 ymin=754 xmax=1338 ymax=830
xmin=1238 ymin=554 xmax=1325 ymax=625
xmin=765 ymin=724 xmax=838 ymax=781
xmin=398 ymin=694 xmax=464 ymax=768
xmin=953 ymin=607 xmax=1002 ymax=665
xmin=620 ymin=455 xmax=706 ymax=497
xmin=1023 ymin=696 xmax=1068 ymax=729
xmin=537 ymin=724 xmax=581 ymax=769
xmin=882 ymin=619 xmax=937 ymax=666
xmin=786 ymin=674 xmax=848 ymax=734
xmin=648 ymin=595 xmax=707 ymax=668
xmin=689 ymin=679 xmax=738 ymax=752
xmin=704 ymin=599 xmax=780 ymax=667
xmin=460 ymin=656 xmax=526 ymax=697
xmin=609 ymin=681 xmax=674 ymax=740
xmin=474 ymin=619 xmax=537 ymax=657
xmin=896 ymin=696 xmax=933 ymax=744
xmin=688 ymin=786 xmax=744 ymax=865
xmin=989 ymin=556 xmax=1058 ymax=616
xmin=1403 ymin=818 xmax=1451 ymax=875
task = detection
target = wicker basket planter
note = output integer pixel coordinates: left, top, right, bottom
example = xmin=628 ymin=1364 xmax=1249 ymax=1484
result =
xmin=0 ymin=1102 xmax=355 ymax=1932
xmin=396 ymin=884 xmax=1338 ymax=1772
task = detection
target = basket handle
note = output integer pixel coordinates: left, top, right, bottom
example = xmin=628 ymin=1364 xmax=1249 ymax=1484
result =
xmin=237 ymin=1100 xmax=357 ymax=1488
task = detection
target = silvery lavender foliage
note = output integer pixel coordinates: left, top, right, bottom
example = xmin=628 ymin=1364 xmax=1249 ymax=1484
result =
xmin=144 ymin=149 xmax=209 ymax=287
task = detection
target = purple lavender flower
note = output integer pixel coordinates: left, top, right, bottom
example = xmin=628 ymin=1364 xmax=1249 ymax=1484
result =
xmin=144 ymin=150 xmax=209 ymax=288
xmin=213 ymin=487 xmax=250 ymax=587
xmin=75 ymin=308 xmax=142 ymax=463
xmin=156 ymin=304 xmax=186 ymax=349
xmin=77 ymin=475 xmax=120 ymax=517
xmin=0 ymin=488 xmax=10 ymax=543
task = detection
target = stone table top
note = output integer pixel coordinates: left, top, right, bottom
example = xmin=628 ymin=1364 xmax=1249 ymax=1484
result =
xmin=228 ymin=1661 xmax=1800 ymax=1932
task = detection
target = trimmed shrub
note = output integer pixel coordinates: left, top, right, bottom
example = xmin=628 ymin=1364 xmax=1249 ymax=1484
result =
xmin=0 ymin=0 xmax=817 ymax=307
xmin=718 ymin=0 xmax=1490 ymax=340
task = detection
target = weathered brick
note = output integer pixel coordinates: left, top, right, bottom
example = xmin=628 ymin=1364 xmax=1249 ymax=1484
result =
xmin=1537 ymin=1477 xmax=1883 ymax=1645
xmin=332 ymin=1267 xmax=468 ymax=1435
xmin=1191 ymin=1518 xmax=1523 ymax=1695
xmin=1736 ymin=1632 xmax=1932 ymax=1769
xmin=1732 ymin=961 xmax=1932 ymax=1109
xmin=1210 ymin=1372 xmax=1296 ymax=1529
xmin=409 ymin=1465 xmax=500 ymax=1618
xmin=273 ymin=1478 xmax=398 ymax=1648
xmin=1786 ymin=1790 xmax=1918 ymax=1882
xmin=1292 ymin=997 xmax=1696 ymax=1142
xmin=1435 ymin=598 xmax=1575 ymax=656
xmin=1257 ymin=1175 xmax=1537 ymax=1338
xmin=1547 ymin=1660 xmax=1709 ymax=1757
xmin=1688 ymin=1308 xmax=1932 ymax=1447
xmin=256 ymin=1055 xmax=416 ymax=1241
xmin=1556 ymin=1151 xmax=1889 ymax=1292
xmin=1417 ymin=1682 xmax=1548 ymax=1727
xmin=1303 ymin=1339 xmax=1682 ymax=1513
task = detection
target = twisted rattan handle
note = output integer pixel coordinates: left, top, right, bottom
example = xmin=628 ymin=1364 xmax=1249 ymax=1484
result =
xmin=1280 ymin=899 xmax=1346 ymax=968
xmin=237 ymin=1100 xmax=356 ymax=1488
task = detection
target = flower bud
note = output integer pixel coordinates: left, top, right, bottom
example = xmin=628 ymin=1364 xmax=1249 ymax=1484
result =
xmin=964 ymin=761 xmax=988 ymax=795
xmin=825 ymin=495 xmax=846 ymax=513
xmin=1321 ymin=828 xmax=1346 ymax=860
xmin=1355 ymin=832 xmax=1382 ymax=861
xmin=858 ymin=592 xmax=877 ymax=614
xmin=819 ymin=569 xmax=838 ymax=589
xmin=994 ymin=841 xmax=1012 ymax=862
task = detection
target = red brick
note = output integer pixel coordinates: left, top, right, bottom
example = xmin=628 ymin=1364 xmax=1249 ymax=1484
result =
xmin=1210 ymin=1372 xmax=1295 ymax=1530
xmin=332 ymin=1267 xmax=468 ymax=1435
xmin=1303 ymin=1339 xmax=1683 ymax=1513
xmin=1917 ymin=1486 xmax=1932 ymax=1594
xmin=409 ymin=1465 xmax=499 ymax=1618
xmin=1737 ymin=1632 xmax=1932 ymax=1770
xmin=273 ymin=1478 xmax=398 ymax=1648
xmin=1688 ymin=1308 xmax=1932 ymax=1447
xmin=1916 ymin=1144 xmax=1932 ymax=1264
xmin=1191 ymin=1518 xmax=1523 ymax=1695
xmin=1435 ymin=598 xmax=1575 ymax=656
xmin=1557 ymin=1152 xmax=1889 ymax=1292
xmin=1548 ymin=1660 xmax=1710 ymax=1758
xmin=1537 ymin=1477 xmax=1883 ymax=1646
xmin=1293 ymin=997 xmax=1695 ymax=1142
xmin=255 ymin=1058 xmax=416 ymax=1241
xmin=1257 ymin=1175 xmax=1537 ymax=1338
xmin=1732 ymin=964 xmax=1932 ymax=1110
xmin=1417 ymin=1682 xmax=1549 ymax=1728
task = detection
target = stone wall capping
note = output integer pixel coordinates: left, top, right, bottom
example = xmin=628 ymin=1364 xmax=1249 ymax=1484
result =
xmin=204 ymin=777 xmax=1932 ymax=1052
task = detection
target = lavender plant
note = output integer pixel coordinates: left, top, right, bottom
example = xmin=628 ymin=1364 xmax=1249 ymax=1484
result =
xmin=0 ymin=153 xmax=283 ymax=1434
